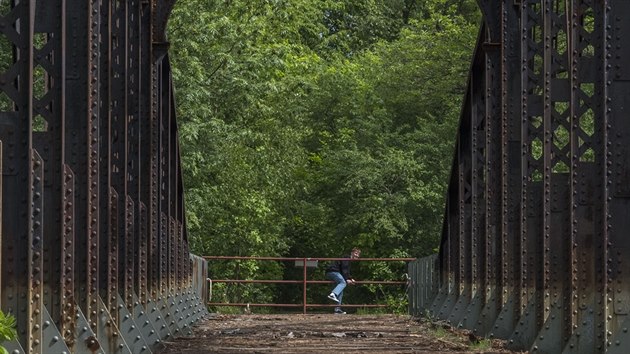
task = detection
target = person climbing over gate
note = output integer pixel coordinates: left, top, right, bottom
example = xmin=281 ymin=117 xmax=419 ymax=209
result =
xmin=325 ymin=247 xmax=361 ymax=314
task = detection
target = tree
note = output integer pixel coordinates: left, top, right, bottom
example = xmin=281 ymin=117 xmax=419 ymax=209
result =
xmin=168 ymin=0 xmax=480 ymax=309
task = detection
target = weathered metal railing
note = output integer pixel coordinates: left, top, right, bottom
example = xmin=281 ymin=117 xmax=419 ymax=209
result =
xmin=407 ymin=255 xmax=438 ymax=318
xmin=205 ymin=256 xmax=413 ymax=314
xmin=0 ymin=1 xmax=207 ymax=353
xmin=410 ymin=1 xmax=630 ymax=353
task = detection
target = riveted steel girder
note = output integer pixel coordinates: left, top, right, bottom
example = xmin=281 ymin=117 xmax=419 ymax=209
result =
xmin=410 ymin=1 xmax=630 ymax=352
xmin=0 ymin=1 xmax=208 ymax=353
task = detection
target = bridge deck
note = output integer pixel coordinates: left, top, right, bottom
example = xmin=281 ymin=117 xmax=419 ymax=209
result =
xmin=158 ymin=314 xmax=514 ymax=353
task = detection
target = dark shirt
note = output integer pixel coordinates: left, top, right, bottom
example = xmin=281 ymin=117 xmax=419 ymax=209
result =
xmin=325 ymin=255 xmax=352 ymax=280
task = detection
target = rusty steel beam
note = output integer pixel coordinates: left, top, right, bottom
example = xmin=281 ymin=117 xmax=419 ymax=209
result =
xmin=410 ymin=1 xmax=630 ymax=353
xmin=0 ymin=1 xmax=208 ymax=353
xmin=0 ymin=1 xmax=36 ymax=351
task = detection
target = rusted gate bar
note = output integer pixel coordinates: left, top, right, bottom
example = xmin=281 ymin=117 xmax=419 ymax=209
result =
xmin=0 ymin=1 xmax=208 ymax=353
xmin=205 ymin=256 xmax=413 ymax=314
xmin=410 ymin=1 xmax=630 ymax=353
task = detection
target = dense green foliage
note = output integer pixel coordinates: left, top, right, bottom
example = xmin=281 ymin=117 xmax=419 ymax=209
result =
xmin=168 ymin=0 xmax=479 ymax=310
xmin=0 ymin=311 xmax=17 ymax=354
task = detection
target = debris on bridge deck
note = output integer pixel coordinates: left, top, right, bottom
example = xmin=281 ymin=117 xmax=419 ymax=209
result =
xmin=158 ymin=314 xmax=520 ymax=353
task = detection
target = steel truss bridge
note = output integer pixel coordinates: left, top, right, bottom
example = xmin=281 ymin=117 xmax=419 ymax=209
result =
xmin=2 ymin=0 xmax=630 ymax=353
xmin=409 ymin=1 xmax=630 ymax=353
xmin=0 ymin=1 xmax=208 ymax=353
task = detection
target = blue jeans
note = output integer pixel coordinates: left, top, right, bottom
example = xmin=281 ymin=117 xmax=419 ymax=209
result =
xmin=326 ymin=271 xmax=346 ymax=305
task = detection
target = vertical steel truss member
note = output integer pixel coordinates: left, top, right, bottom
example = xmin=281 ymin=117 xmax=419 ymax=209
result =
xmin=409 ymin=1 xmax=630 ymax=353
xmin=0 ymin=1 xmax=208 ymax=353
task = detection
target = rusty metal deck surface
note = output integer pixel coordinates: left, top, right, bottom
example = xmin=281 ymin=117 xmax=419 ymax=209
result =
xmin=159 ymin=314 xmax=515 ymax=354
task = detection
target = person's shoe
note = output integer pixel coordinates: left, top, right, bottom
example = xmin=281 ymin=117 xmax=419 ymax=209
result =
xmin=327 ymin=293 xmax=340 ymax=303
xmin=334 ymin=309 xmax=346 ymax=315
